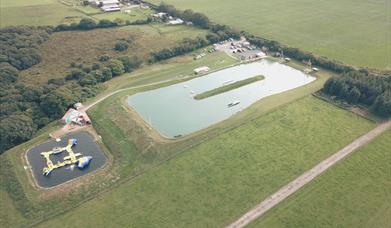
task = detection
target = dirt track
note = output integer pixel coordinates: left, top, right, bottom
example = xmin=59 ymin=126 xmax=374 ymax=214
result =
xmin=227 ymin=120 xmax=391 ymax=228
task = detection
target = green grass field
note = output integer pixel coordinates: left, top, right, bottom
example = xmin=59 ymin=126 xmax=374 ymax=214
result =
xmin=38 ymin=96 xmax=375 ymax=227
xmin=0 ymin=0 xmax=152 ymax=27
xmin=250 ymin=130 xmax=391 ymax=228
xmin=150 ymin=0 xmax=391 ymax=70
xmin=91 ymin=8 xmax=153 ymax=21
xmin=0 ymin=0 xmax=87 ymax=27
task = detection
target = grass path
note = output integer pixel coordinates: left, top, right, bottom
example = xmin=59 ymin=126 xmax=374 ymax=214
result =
xmin=227 ymin=119 xmax=391 ymax=228
xmin=194 ymin=75 xmax=264 ymax=100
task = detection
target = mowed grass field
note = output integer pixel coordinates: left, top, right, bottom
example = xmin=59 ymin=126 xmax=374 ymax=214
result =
xmin=251 ymin=130 xmax=391 ymax=228
xmin=0 ymin=0 xmax=86 ymax=27
xmin=39 ymin=96 xmax=375 ymax=227
xmin=0 ymin=52 xmax=239 ymax=227
xmin=150 ymin=0 xmax=391 ymax=70
xmin=0 ymin=0 xmax=152 ymax=27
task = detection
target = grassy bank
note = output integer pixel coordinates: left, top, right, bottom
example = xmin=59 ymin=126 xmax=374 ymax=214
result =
xmin=148 ymin=0 xmax=391 ymax=70
xmin=39 ymin=96 xmax=375 ymax=227
xmin=194 ymin=75 xmax=264 ymax=100
xmin=251 ymin=130 xmax=391 ymax=228
xmin=0 ymin=52 xmax=238 ymax=227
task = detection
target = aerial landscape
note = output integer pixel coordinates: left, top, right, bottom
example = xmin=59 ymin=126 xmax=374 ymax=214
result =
xmin=0 ymin=0 xmax=390 ymax=227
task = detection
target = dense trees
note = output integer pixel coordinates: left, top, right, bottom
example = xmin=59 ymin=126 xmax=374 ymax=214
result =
xmin=323 ymin=72 xmax=391 ymax=117
xmin=0 ymin=26 xmax=50 ymax=70
xmin=0 ymin=27 xmax=102 ymax=153
xmin=150 ymin=37 xmax=208 ymax=62
xmin=157 ymin=3 xmax=210 ymax=28
xmin=117 ymin=56 xmax=142 ymax=73
xmin=0 ymin=63 xmax=19 ymax=83
xmin=114 ymin=40 xmax=130 ymax=52
xmin=54 ymin=17 xmax=153 ymax=32
xmin=0 ymin=114 xmax=37 ymax=152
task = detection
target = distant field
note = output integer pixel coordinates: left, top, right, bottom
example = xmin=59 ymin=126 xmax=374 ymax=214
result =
xmin=0 ymin=0 xmax=86 ymax=27
xmin=39 ymin=96 xmax=375 ymax=227
xmin=251 ymin=130 xmax=391 ymax=228
xmin=0 ymin=0 xmax=152 ymax=27
xmin=19 ymin=24 xmax=208 ymax=86
xmin=91 ymin=8 xmax=153 ymax=21
xmin=149 ymin=0 xmax=391 ymax=70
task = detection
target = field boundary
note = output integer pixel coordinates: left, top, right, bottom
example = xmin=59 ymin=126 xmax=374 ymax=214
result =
xmin=226 ymin=120 xmax=391 ymax=228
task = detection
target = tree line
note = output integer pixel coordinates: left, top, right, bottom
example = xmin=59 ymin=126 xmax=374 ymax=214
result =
xmin=244 ymin=33 xmax=356 ymax=74
xmin=157 ymin=2 xmax=210 ymax=28
xmin=0 ymin=27 xmax=142 ymax=154
xmin=0 ymin=26 xmax=51 ymax=70
xmin=54 ymin=17 xmax=152 ymax=32
xmin=322 ymin=71 xmax=391 ymax=117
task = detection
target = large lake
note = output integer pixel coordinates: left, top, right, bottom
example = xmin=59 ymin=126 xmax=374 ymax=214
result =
xmin=127 ymin=59 xmax=316 ymax=138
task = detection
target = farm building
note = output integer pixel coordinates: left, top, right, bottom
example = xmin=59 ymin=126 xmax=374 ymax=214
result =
xmin=94 ymin=0 xmax=119 ymax=5
xmin=101 ymin=4 xmax=121 ymax=12
xmin=152 ymin=12 xmax=167 ymax=18
xmin=60 ymin=103 xmax=91 ymax=126
xmin=93 ymin=0 xmax=120 ymax=12
xmin=194 ymin=66 xmax=210 ymax=74
xmin=256 ymin=52 xmax=266 ymax=57
xmin=168 ymin=18 xmax=184 ymax=25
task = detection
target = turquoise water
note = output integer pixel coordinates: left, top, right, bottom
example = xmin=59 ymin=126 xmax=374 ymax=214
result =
xmin=127 ymin=59 xmax=315 ymax=138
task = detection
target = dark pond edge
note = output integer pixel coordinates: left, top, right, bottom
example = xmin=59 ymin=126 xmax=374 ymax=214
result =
xmin=24 ymin=130 xmax=110 ymax=190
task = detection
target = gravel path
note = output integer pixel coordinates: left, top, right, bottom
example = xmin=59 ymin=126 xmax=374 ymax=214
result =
xmin=227 ymin=120 xmax=391 ymax=228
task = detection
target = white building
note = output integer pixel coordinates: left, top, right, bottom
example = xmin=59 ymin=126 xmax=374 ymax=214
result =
xmin=167 ymin=18 xmax=184 ymax=25
xmin=94 ymin=0 xmax=120 ymax=12
xmin=101 ymin=4 xmax=120 ymax=12
xmin=94 ymin=0 xmax=119 ymax=5
xmin=152 ymin=12 xmax=167 ymax=18
xmin=256 ymin=52 xmax=266 ymax=58
xmin=194 ymin=66 xmax=210 ymax=74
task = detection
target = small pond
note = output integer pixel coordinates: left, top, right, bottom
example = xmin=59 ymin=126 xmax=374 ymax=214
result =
xmin=26 ymin=132 xmax=107 ymax=188
xmin=127 ymin=59 xmax=316 ymax=138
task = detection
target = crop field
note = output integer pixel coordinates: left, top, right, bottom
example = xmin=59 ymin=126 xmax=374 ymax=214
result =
xmin=38 ymin=96 xmax=375 ymax=227
xmin=251 ymin=130 xmax=391 ymax=228
xmin=0 ymin=0 xmax=87 ymax=27
xmin=19 ymin=24 xmax=208 ymax=86
xmin=149 ymin=0 xmax=391 ymax=70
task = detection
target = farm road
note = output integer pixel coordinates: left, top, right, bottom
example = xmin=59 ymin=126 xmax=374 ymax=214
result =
xmin=227 ymin=119 xmax=391 ymax=228
xmin=83 ymin=78 xmax=180 ymax=111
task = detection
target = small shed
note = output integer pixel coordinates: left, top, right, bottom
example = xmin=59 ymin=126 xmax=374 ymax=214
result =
xmin=101 ymin=4 xmax=120 ymax=12
xmin=194 ymin=66 xmax=210 ymax=74
xmin=256 ymin=52 xmax=266 ymax=57
xmin=167 ymin=18 xmax=184 ymax=25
